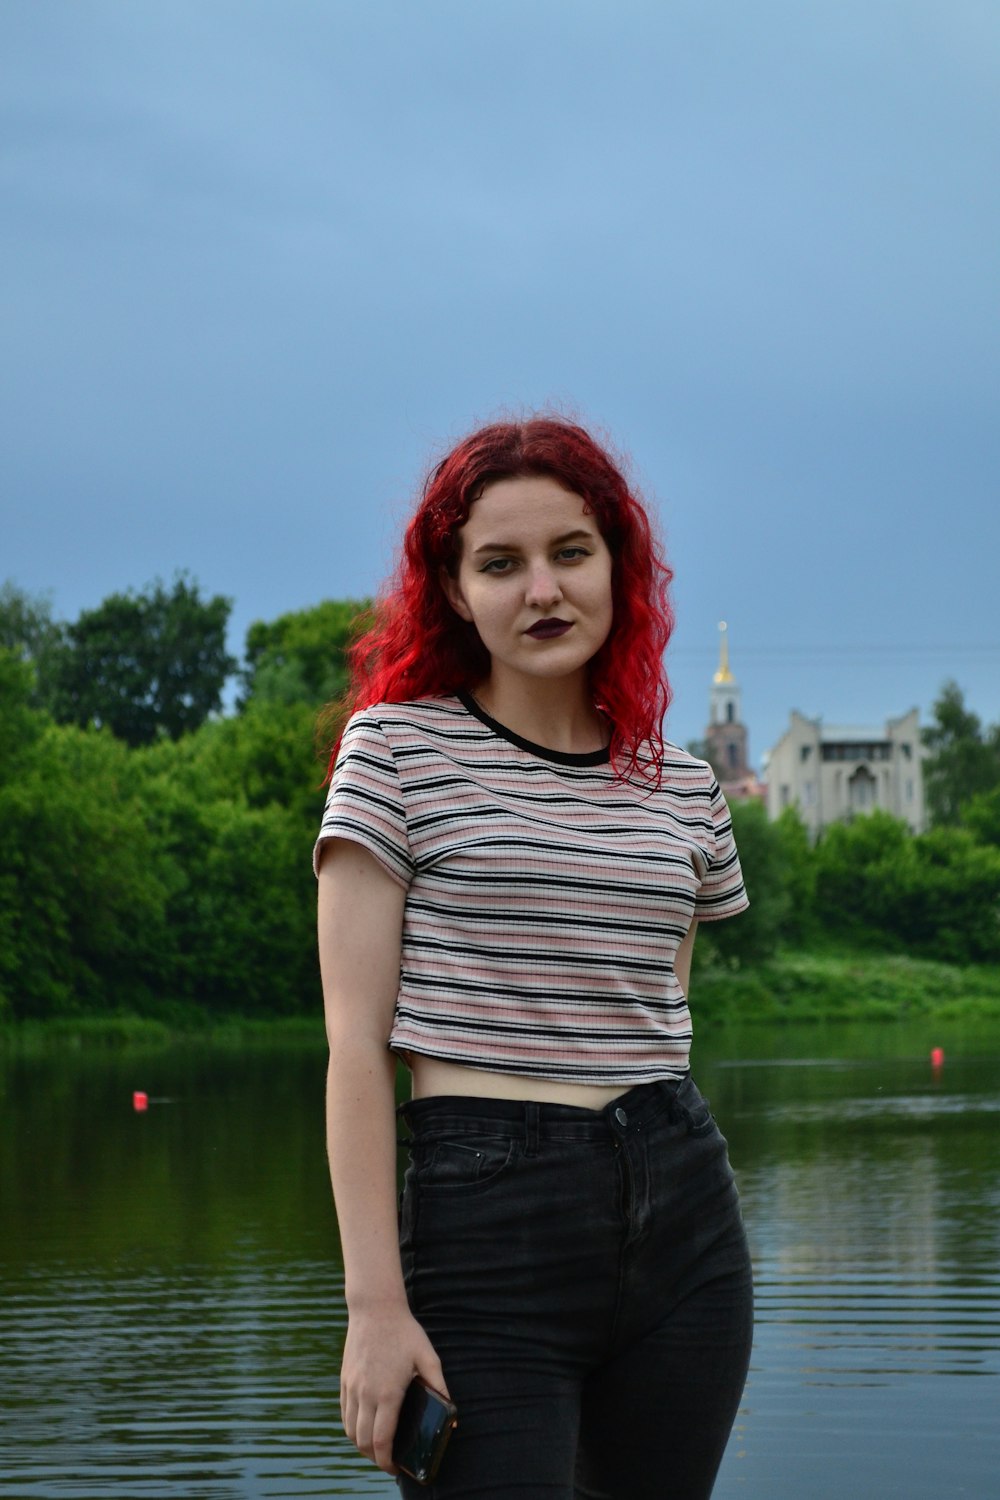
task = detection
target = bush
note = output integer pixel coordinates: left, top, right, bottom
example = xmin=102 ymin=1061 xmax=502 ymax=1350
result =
xmin=962 ymin=786 xmax=1000 ymax=848
xmin=811 ymin=810 xmax=1000 ymax=963
xmin=772 ymin=805 xmax=817 ymax=941
xmin=0 ymin=639 xmax=325 ymax=1022
xmin=0 ymin=720 xmax=170 ymax=1018
xmin=707 ymin=800 xmax=789 ymax=963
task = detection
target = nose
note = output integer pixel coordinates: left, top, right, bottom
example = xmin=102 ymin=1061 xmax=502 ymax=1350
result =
xmin=524 ymin=562 xmax=563 ymax=609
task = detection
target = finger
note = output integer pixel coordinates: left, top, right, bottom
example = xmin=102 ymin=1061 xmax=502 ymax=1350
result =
xmin=353 ymin=1399 xmax=376 ymax=1461
xmin=372 ymin=1393 xmax=404 ymax=1475
xmin=415 ymin=1347 xmax=451 ymax=1402
xmin=339 ymin=1385 xmax=357 ymax=1443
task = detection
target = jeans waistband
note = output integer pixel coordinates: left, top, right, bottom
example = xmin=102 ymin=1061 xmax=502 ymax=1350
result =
xmin=397 ymin=1074 xmax=692 ymax=1143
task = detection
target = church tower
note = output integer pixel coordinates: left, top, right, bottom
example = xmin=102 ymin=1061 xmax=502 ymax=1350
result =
xmin=705 ymin=621 xmax=751 ymax=782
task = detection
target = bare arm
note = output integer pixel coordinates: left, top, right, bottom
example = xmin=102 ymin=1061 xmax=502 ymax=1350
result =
xmin=318 ymin=839 xmax=447 ymax=1474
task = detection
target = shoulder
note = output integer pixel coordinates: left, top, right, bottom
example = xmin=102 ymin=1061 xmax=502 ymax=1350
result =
xmin=659 ymin=740 xmax=714 ymax=775
xmin=655 ymin=742 xmax=721 ymax=796
xmin=338 ymin=695 xmax=474 ymax=764
xmin=352 ymin=695 xmax=464 ymax=729
xmin=343 ymin=695 xmax=468 ymax=744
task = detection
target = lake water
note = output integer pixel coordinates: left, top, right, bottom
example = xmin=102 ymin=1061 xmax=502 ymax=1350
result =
xmin=1 ymin=1020 xmax=998 ymax=1498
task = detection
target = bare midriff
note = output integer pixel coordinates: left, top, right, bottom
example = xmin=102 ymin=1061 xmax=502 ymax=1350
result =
xmin=407 ymin=1053 xmax=629 ymax=1110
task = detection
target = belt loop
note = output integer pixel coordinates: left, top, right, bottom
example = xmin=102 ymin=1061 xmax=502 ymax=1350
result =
xmin=524 ymin=1102 xmax=540 ymax=1157
xmin=662 ymin=1075 xmax=686 ymax=1126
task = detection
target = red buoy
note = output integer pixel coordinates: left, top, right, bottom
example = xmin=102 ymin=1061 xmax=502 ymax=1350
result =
xmin=930 ymin=1047 xmax=945 ymax=1069
xmin=133 ymin=1091 xmax=149 ymax=1111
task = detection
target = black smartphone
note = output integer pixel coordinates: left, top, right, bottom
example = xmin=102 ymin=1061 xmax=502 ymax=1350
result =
xmin=392 ymin=1377 xmax=458 ymax=1485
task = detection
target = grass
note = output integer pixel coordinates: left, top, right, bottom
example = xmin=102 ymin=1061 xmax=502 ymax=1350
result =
xmin=4 ymin=950 xmax=1000 ymax=1050
xmin=695 ymin=946 xmax=1000 ymax=1024
xmin=0 ymin=1012 xmax=326 ymax=1054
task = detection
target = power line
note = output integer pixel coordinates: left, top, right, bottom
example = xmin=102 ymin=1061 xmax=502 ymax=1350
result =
xmin=669 ymin=643 xmax=1000 ymax=660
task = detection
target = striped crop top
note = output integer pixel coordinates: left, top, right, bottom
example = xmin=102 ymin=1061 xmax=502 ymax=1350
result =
xmin=313 ymin=693 xmax=748 ymax=1086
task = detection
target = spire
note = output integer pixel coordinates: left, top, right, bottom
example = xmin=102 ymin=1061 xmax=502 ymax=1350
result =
xmin=706 ymin=620 xmax=750 ymax=781
xmin=713 ymin=620 xmax=734 ymax=684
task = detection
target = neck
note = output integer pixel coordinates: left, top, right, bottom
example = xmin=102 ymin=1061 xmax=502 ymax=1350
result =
xmin=472 ymin=673 xmax=608 ymax=755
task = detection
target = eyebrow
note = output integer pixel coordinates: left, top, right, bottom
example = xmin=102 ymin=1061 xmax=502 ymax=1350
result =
xmin=470 ymin=528 xmax=597 ymax=557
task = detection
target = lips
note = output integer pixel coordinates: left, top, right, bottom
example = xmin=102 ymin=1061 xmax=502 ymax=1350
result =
xmin=525 ymin=619 xmax=572 ymax=639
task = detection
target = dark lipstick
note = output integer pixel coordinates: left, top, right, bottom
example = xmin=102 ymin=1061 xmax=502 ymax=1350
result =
xmin=525 ymin=619 xmax=572 ymax=639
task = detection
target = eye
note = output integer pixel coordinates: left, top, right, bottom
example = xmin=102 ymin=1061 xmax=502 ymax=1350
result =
xmin=556 ymin=546 xmax=590 ymax=562
xmin=481 ymin=557 xmax=515 ymax=574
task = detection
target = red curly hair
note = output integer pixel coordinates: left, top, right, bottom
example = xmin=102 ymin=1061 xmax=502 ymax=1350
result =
xmin=326 ymin=416 xmax=674 ymax=781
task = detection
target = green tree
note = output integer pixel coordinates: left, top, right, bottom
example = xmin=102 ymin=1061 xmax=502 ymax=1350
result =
xmin=813 ymin=810 xmax=911 ymax=943
xmin=132 ymin=701 xmax=322 ymax=1015
xmin=134 ymin=697 xmax=324 ymax=851
xmin=0 ymin=594 xmax=336 ymax=1023
xmin=0 ymin=648 xmax=47 ymax=780
xmin=0 ymin=652 xmax=49 ymax=1020
xmin=0 ymin=717 xmax=171 ymax=1019
xmin=879 ymin=827 xmax=1000 ymax=963
xmin=812 ymin=808 xmax=1000 ymax=962
xmin=51 ymin=574 xmax=237 ymax=746
xmin=239 ymin=598 xmax=369 ymax=708
xmin=0 ymin=581 xmax=67 ymax=711
xmin=962 ymin=785 xmax=1000 ymax=848
xmin=922 ymin=680 xmax=1000 ymax=826
xmin=708 ymin=800 xmax=789 ymax=963
xmin=772 ymin=805 xmax=817 ymax=941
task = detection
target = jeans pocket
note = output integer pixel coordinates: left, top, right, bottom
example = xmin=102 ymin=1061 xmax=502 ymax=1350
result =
xmin=686 ymin=1105 xmax=718 ymax=1138
xmin=415 ymin=1135 xmax=519 ymax=1194
xmin=678 ymin=1078 xmax=718 ymax=1138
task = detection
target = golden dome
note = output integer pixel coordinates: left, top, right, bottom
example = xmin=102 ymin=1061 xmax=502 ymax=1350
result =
xmin=713 ymin=620 xmax=734 ymax=684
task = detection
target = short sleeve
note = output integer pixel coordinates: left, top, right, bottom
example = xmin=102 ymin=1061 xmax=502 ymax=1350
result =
xmin=312 ymin=711 xmax=415 ymax=888
xmin=692 ymin=780 xmax=750 ymax=920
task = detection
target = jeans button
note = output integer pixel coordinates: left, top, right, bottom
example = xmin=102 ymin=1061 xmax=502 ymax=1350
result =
xmin=614 ymin=1107 xmax=628 ymax=1127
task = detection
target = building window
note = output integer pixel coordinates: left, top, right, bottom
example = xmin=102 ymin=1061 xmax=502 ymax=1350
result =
xmin=803 ymin=780 xmax=815 ymax=806
xmin=849 ymin=765 xmax=877 ymax=810
xmin=822 ymin=742 xmax=890 ymax=762
xmin=727 ymin=743 xmax=739 ymax=769
xmin=726 ymin=701 xmax=735 ymax=724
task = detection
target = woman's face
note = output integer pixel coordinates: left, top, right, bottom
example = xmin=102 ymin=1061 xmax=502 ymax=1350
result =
xmin=442 ymin=474 xmax=614 ymax=691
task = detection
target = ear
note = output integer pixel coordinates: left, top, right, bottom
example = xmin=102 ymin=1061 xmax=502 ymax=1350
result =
xmin=439 ymin=565 xmax=474 ymax=622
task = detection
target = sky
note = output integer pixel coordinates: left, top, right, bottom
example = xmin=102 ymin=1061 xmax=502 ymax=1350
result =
xmin=4 ymin=0 xmax=999 ymax=763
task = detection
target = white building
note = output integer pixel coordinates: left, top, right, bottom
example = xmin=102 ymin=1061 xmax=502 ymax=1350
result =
xmin=765 ymin=709 xmax=926 ymax=835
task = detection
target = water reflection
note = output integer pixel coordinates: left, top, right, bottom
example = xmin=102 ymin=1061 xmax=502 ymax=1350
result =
xmin=703 ymin=1026 xmax=1000 ymax=1498
xmin=1 ymin=1024 xmax=998 ymax=1498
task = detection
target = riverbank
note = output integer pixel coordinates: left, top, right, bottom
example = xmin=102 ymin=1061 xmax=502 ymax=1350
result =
xmin=0 ymin=1013 xmax=326 ymax=1053
xmin=4 ymin=948 xmax=1000 ymax=1051
xmin=696 ymin=947 xmax=1000 ymax=1024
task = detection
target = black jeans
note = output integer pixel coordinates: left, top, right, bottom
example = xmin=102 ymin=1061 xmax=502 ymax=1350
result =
xmin=397 ymin=1075 xmax=753 ymax=1500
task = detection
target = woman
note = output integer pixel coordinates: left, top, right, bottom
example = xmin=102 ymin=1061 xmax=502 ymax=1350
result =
xmin=315 ymin=417 xmax=753 ymax=1499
